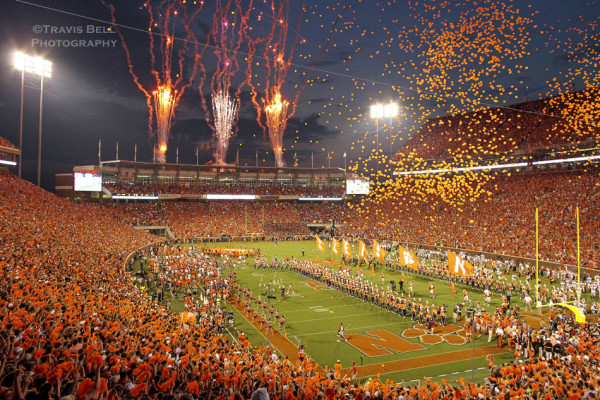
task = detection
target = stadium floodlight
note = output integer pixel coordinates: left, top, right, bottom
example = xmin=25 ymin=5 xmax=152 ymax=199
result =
xmin=370 ymin=104 xmax=384 ymax=119
xmin=370 ymin=102 xmax=398 ymax=175
xmin=393 ymin=154 xmax=600 ymax=176
xmin=13 ymin=52 xmax=52 ymax=78
xmin=383 ymin=102 xmax=398 ymax=119
xmin=13 ymin=51 xmax=52 ymax=185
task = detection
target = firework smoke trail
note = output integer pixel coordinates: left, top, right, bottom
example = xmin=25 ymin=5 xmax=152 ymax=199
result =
xmin=103 ymin=0 xmax=206 ymax=163
xmin=242 ymin=0 xmax=299 ymax=167
xmin=244 ymin=1 xmax=346 ymax=167
xmin=197 ymin=0 xmax=252 ymax=164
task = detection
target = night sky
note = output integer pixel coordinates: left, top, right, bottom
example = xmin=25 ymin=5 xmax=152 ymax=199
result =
xmin=0 ymin=0 xmax=598 ymax=190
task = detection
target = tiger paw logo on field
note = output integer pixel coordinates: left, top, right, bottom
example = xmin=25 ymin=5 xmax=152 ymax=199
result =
xmin=402 ymin=324 xmax=480 ymax=345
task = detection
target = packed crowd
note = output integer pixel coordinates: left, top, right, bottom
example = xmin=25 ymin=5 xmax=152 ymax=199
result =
xmin=105 ymin=182 xmax=345 ymax=198
xmin=335 ymin=169 xmax=600 ymax=268
xmin=93 ymin=202 xmax=311 ymax=239
xmin=97 ymin=165 xmax=600 ymax=268
xmin=2 ymin=171 xmax=600 ymax=399
xmin=0 ymin=136 xmax=16 ymax=148
xmin=394 ymin=90 xmax=599 ymax=161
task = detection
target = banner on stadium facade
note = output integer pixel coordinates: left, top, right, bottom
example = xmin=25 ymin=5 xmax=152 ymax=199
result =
xmin=158 ymin=194 xmax=181 ymax=200
xmin=397 ymin=245 xmax=419 ymax=270
xmin=180 ymin=194 xmax=205 ymax=199
xmin=373 ymin=240 xmax=386 ymax=262
xmin=202 ymin=248 xmax=259 ymax=257
xmin=342 ymin=239 xmax=352 ymax=258
xmin=332 ymin=237 xmax=340 ymax=255
xmin=448 ymin=251 xmax=474 ymax=277
xmin=315 ymin=235 xmax=326 ymax=253
xmin=358 ymin=240 xmax=368 ymax=260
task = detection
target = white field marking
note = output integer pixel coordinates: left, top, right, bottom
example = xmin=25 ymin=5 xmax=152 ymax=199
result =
xmin=228 ymin=300 xmax=290 ymax=363
xmin=402 ymin=367 xmax=487 ymax=383
xmin=251 ymin=273 xmax=265 ymax=277
xmin=225 ymin=327 xmax=239 ymax=345
xmin=307 ymin=305 xmax=334 ymax=313
xmin=276 ymin=294 xmax=349 ymax=305
xmin=280 ymin=302 xmax=375 ymax=314
xmin=229 ymin=298 xmax=328 ymax=370
xmin=294 ymin=311 xmax=381 ymax=324
xmin=295 ymin=320 xmax=414 ymax=338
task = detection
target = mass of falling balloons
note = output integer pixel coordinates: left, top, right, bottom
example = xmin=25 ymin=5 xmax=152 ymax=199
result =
xmin=312 ymin=0 xmax=600 ymax=237
xmin=104 ymin=0 xmax=599 ymax=227
xmin=105 ymin=0 xmax=345 ymax=166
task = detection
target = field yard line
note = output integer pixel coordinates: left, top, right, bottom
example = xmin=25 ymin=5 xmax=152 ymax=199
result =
xmin=225 ymin=327 xmax=239 ymax=345
xmin=295 ymin=320 xmax=414 ymax=337
xmin=280 ymin=302 xmax=377 ymax=314
xmin=292 ymin=310 xmax=425 ymax=325
xmin=403 ymin=367 xmax=487 ymax=384
xmin=230 ymin=303 xmax=278 ymax=350
xmin=293 ymin=311 xmax=393 ymax=324
xmin=344 ymin=344 xmax=511 ymax=378
xmin=228 ymin=294 xmax=326 ymax=374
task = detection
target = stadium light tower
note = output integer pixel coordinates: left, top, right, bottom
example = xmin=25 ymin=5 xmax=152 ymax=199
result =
xmin=13 ymin=51 xmax=52 ymax=186
xmin=370 ymin=102 xmax=398 ymax=174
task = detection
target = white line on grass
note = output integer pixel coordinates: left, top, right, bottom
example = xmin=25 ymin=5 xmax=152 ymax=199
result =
xmin=402 ymin=367 xmax=487 ymax=384
xmin=281 ymin=302 xmax=376 ymax=314
xmin=229 ymin=299 xmax=326 ymax=370
xmin=293 ymin=311 xmax=417 ymax=325
xmin=295 ymin=320 xmax=411 ymax=338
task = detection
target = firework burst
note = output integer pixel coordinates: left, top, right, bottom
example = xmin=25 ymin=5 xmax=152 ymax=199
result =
xmin=263 ymin=92 xmax=289 ymax=167
xmin=212 ymin=90 xmax=239 ymax=164
xmin=152 ymin=86 xmax=177 ymax=163
xmin=103 ymin=0 xmax=206 ymax=163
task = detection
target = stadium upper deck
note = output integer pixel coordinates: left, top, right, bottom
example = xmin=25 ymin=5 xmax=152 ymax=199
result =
xmin=393 ymin=89 xmax=600 ymax=163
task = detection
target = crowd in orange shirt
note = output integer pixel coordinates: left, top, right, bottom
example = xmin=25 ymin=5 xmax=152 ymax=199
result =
xmin=335 ymin=169 xmax=600 ymax=268
xmin=394 ymin=90 xmax=599 ymax=162
xmin=2 ymin=171 xmax=600 ymax=399
xmin=105 ymin=182 xmax=344 ymax=198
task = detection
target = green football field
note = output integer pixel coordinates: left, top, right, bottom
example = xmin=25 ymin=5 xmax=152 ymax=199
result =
xmin=194 ymin=240 xmax=534 ymax=384
xmin=138 ymin=239 xmax=592 ymax=385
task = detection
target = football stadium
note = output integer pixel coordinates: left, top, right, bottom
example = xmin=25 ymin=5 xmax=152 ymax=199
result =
xmin=2 ymin=0 xmax=600 ymax=399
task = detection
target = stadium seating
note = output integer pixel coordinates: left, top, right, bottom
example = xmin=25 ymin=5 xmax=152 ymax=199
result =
xmin=99 ymin=167 xmax=600 ymax=268
xmin=2 ymin=171 xmax=600 ymax=399
xmin=105 ymin=182 xmax=345 ymax=197
xmin=394 ymin=89 xmax=600 ymax=161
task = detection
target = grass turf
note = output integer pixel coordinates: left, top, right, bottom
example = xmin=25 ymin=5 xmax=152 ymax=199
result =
xmin=135 ymin=239 xmax=591 ymax=384
xmin=193 ymin=240 xmax=539 ymax=383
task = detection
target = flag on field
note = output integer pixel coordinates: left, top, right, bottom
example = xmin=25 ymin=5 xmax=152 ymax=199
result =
xmin=372 ymin=240 xmax=386 ymax=262
xmin=342 ymin=239 xmax=352 ymax=258
xmin=315 ymin=235 xmax=325 ymax=253
xmin=397 ymin=245 xmax=419 ymax=270
xmin=181 ymin=311 xmax=196 ymax=323
xmin=358 ymin=240 xmax=368 ymax=260
xmin=448 ymin=251 xmax=474 ymax=277
xmin=332 ymin=237 xmax=340 ymax=255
